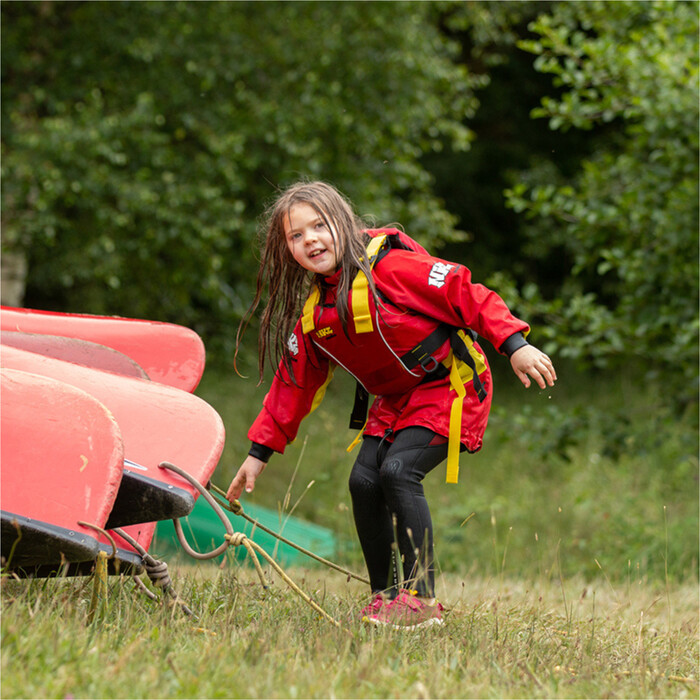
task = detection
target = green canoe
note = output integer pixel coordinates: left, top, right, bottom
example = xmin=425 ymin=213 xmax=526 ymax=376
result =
xmin=153 ymin=497 xmax=336 ymax=566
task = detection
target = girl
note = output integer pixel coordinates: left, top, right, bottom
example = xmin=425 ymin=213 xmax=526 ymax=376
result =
xmin=226 ymin=181 xmax=556 ymax=629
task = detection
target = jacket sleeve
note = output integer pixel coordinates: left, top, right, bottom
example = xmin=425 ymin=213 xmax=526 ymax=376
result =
xmin=373 ymin=249 xmax=530 ymax=353
xmin=248 ymin=318 xmax=334 ymax=454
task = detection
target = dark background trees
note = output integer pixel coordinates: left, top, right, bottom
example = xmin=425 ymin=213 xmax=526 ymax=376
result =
xmin=2 ymin=1 xmax=476 ymax=347
xmin=2 ymin=0 xmax=697 ymax=409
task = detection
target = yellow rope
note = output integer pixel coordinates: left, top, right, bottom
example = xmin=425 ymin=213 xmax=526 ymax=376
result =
xmin=153 ymin=463 xmax=353 ymax=631
xmin=224 ymin=533 xmax=344 ymax=630
xmin=210 ymin=483 xmax=370 ymax=585
xmin=225 ymin=532 xmax=269 ymax=589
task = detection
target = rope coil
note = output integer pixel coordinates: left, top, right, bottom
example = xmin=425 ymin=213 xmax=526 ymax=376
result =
xmin=156 ymin=461 xmax=360 ymax=630
xmin=144 ymin=559 xmax=171 ymax=589
xmin=113 ymin=525 xmax=196 ymax=618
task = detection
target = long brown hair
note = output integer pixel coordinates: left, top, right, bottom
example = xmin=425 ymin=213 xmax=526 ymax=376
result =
xmin=235 ymin=181 xmax=378 ymax=383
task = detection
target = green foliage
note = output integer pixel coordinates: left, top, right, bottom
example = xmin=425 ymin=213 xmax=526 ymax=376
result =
xmin=2 ymin=1 xmax=476 ymax=350
xmin=503 ymin=0 xmax=699 ymax=408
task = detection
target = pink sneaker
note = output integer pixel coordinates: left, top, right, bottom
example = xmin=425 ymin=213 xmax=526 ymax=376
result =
xmin=359 ymin=593 xmax=386 ymax=623
xmin=369 ymin=589 xmax=444 ymax=630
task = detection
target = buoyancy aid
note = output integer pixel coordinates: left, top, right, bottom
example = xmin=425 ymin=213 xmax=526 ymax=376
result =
xmin=300 ymin=230 xmax=489 ymax=484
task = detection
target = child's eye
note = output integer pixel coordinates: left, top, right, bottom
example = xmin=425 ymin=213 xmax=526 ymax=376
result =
xmin=315 ymin=222 xmax=326 ymax=230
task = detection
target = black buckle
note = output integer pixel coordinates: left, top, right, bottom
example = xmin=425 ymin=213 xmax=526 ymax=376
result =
xmin=420 ymin=355 xmax=440 ymax=373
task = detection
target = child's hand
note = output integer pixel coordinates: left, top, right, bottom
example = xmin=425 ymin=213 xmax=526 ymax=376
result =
xmin=510 ymin=345 xmax=557 ymax=390
xmin=226 ymin=455 xmax=267 ymax=502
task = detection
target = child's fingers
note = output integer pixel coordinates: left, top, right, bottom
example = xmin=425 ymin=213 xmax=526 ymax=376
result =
xmin=537 ymin=356 xmax=556 ymax=387
xmin=244 ymin=472 xmax=256 ymax=493
xmin=226 ymin=478 xmax=241 ymax=502
xmin=228 ymin=457 xmax=266 ymax=501
xmin=531 ymin=361 xmax=556 ymax=389
xmin=538 ymin=353 xmax=557 ymax=383
xmin=533 ymin=369 xmax=547 ymax=390
xmin=511 ymin=346 xmax=557 ymax=390
xmin=227 ymin=470 xmax=248 ymax=502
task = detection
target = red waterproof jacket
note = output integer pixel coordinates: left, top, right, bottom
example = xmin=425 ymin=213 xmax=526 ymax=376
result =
xmin=248 ymin=229 xmax=529 ymax=477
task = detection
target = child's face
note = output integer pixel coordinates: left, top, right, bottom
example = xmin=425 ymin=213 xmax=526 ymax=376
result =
xmin=283 ymin=202 xmax=339 ymax=276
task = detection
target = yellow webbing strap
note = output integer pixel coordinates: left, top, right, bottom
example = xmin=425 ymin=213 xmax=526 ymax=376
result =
xmin=310 ymin=364 xmax=335 ymax=414
xmin=458 ymin=330 xmax=488 ymax=377
xmin=351 ymin=271 xmax=374 ymax=334
xmin=446 ymin=354 xmax=467 ymax=484
xmin=301 ymin=285 xmax=321 ymax=334
xmin=351 ymin=235 xmax=387 ymax=335
xmin=301 ymin=235 xmax=388 ymax=336
xmin=444 ymin=335 xmax=488 ymax=484
xmin=346 ymin=420 xmax=367 ymax=453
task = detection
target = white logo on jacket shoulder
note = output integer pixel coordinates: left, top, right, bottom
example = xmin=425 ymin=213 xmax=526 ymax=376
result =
xmin=428 ymin=261 xmax=454 ymax=288
xmin=288 ymin=332 xmax=299 ymax=356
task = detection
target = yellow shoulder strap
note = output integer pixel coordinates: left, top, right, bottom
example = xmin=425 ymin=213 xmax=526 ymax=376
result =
xmin=301 ymin=235 xmax=387 ymax=336
xmin=301 ymin=285 xmax=321 ymax=334
xmin=351 ymin=235 xmax=387 ymax=335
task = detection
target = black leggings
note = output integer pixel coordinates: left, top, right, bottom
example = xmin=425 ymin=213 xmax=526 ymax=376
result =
xmin=348 ymin=426 xmax=449 ymax=598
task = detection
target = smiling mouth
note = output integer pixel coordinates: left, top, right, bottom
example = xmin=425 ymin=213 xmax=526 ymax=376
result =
xmin=309 ymin=250 xmax=326 ymax=258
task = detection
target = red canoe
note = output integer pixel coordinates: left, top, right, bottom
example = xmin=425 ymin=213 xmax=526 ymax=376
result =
xmin=0 ymin=330 xmax=149 ymax=379
xmin=0 ymin=306 xmax=205 ymax=392
xmin=1 ymin=346 xmax=226 ymax=529
xmin=1 ymin=368 xmax=124 ymax=569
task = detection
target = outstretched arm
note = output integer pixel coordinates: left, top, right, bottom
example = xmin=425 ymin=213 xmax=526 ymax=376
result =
xmin=510 ymin=345 xmax=557 ymax=389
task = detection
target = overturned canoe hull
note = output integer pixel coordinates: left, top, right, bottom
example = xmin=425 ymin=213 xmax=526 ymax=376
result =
xmin=1 ymin=330 xmax=149 ymax=379
xmin=1 ymin=306 xmax=205 ymax=392
xmin=1 ymin=368 xmax=124 ymax=569
xmin=1 ymin=346 xmax=225 ymax=528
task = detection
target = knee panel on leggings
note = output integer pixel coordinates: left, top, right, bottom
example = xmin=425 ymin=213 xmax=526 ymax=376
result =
xmin=379 ymin=427 xmax=448 ymax=490
xmin=379 ymin=455 xmax=421 ymax=493
xmin=348 ymin=437 xmax=382 ymax=500
xmin=348 ymin=461 xmax=382 ymax=500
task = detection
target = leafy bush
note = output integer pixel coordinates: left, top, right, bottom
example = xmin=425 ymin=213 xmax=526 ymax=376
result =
xmin=503 ymin=0 xmax=699 ymax=410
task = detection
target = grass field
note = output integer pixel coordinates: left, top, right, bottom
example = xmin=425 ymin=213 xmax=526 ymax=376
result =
xmin=1 ymin=564 xmax=697 ymax=699
xmin=2 ymin=359 xmax=698 ymax=698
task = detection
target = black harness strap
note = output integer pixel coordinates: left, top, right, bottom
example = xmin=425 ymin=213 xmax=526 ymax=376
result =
xmin=401 ymin=325 xmax=451 ymax=373
xmin=349 ymin=384 xmax=370 ymax=430
xmin=348 ymin=326 xmax=486 ymax=429
xmin=347 ymin=235 xmax=488 ymax=429
xmin=450 ymin=330 xmax=488 ymax=402
xmin=406 ymin=325 xmax=487 ymax=402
